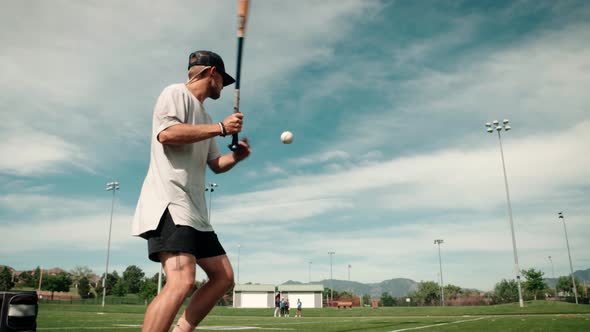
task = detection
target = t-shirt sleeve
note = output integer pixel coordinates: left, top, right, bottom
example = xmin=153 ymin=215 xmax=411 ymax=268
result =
xmin=154 ymin=86 xmax=188 ymax=136
xmin=207 ymin=130 xmax=223 ymax=161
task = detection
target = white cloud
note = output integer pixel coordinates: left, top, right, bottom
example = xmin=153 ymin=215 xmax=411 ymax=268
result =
xmin=0 ymin=128 xmax=90 ymax=176
xmin=212 ymin=121 xmax=590 ymax=225
xmin=0 ymin=207 xmax=135 ymax=254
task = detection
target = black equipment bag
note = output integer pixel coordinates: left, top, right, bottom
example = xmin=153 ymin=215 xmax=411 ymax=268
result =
xmin=0 ymin=291 xmax=38 ymax=332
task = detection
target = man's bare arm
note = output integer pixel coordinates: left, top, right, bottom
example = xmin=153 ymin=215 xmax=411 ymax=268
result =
xmin=158 ymin=123 xmax=220 ymax=145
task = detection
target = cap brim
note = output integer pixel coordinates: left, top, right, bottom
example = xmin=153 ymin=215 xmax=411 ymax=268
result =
xmin=221 ymin=72 xmax=235 ymax=86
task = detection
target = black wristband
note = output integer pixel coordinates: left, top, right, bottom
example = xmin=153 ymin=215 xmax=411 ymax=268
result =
xmin=219 ymin=122 xmax=227 ymax=137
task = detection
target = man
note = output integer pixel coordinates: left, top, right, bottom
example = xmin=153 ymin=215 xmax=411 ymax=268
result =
xmin=273 ymin=293 xmax=281 ymax=317
xmin=296 ymin=298 xmax=302 ymax=318
xmin=132 ymin=50 xmax=251 ymax=332
xmin=285 ymin=298 xmax=290 ymax=317
xmin=280 ymin=297 xmax=286 ymax=317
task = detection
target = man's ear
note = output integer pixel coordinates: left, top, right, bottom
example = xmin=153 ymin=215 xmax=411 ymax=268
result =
xmin=209 ymin=66 xmax=217 ymax=77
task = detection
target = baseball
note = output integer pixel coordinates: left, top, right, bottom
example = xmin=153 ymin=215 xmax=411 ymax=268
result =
xmin=280 ymin=131 xmax=294 ymax=144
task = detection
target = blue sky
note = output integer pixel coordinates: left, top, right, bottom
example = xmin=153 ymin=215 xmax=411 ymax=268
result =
xmin=1 ymin=0 xmax=589 ymax=291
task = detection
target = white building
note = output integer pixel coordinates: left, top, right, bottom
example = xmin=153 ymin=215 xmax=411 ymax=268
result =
xmin=233 ymin=284 xmax=275 ymax=308
xmin=277 ymin=284 xmax=324 ymax=308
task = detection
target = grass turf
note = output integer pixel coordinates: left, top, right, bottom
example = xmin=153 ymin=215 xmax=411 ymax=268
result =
xmin=37 ymin=300 xmax=590 ymax=331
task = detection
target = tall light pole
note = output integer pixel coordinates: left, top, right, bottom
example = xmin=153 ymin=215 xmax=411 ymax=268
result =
xmin=328 ymin=251 xmax=335 ymax=304
xmin=102 ymin=181 xmax=120 ymax=307
xmin=237 ymin=244 xmax=241 ymax=284
xmin=548 ymin=256 xmax=557 ymax=299
xmin=157 ymin=266 xmax=163 ymax=295
xmin=205 ymin=182 xmax=218 ymax=221
xmin=308 ymin=261 xmax=312 ymax=283
xmin=485 ymin=119 xmax=524 ymax=308
xmin=348 ymin=264 xmax=351 ymax=282
xmin=558 ymin=212 xmax=578 ymax=304
xmin=434 ymin=239 xmax=445 ymax=306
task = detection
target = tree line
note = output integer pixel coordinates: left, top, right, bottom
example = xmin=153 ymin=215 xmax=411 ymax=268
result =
xmin=1 ymin=266 xmax=584 ymax=306
xmin=328 ymin=268 xmax=586 ymax=306
xmin=0 ymin=265 xmax=167 ymax=302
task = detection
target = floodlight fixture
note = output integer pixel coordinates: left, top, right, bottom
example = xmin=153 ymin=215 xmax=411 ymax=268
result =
xmin=483 ymin=119 xmax=524 ymax=308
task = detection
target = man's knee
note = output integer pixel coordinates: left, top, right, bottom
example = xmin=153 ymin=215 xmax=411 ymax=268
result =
xmin=213 ymin=270 xmax=234 ymax=291
xmin=166 ymin=275 xmax=196 ymax=297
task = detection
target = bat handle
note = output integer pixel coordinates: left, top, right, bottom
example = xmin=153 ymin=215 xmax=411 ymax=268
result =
xmin=229 ymin=134 xmax=239 ymax=151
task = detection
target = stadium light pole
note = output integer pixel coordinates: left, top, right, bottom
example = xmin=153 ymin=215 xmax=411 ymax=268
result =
xmin=434 ymin=239 xmax=445 ymax=306
xmin=328 ymin=251 xmax=335 ymax=304
xmin=308 ymin=261 xmax=312 ymax=283
xmin=485 ymin=119 xmax=524 ymax=308
xmin=548 ymin=256 xmax=557 ymax=299
xmin=237 ymin=244 xmax=241 ymax=284
xmin=348 ymin=264 xmax=351 ymax=282
xmin=157 ymin=266 xmax=163 ymax=295
xmin=205 ymin=182 xmax=218 ymax=221
xmin=558 ymin=212 xmax=578 ymax=304
xmin=102 ymin=181 xmax=120 ymax=307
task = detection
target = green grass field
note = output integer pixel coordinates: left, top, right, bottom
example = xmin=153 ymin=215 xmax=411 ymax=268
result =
xmin=37 ymin=300 xmax=590 ymax=331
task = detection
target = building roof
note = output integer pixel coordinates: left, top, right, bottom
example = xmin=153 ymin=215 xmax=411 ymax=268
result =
xmin=234 ymin=284 xmax=275 ymax=292
xmin=278 ymin=284 xmax=324 ymax=292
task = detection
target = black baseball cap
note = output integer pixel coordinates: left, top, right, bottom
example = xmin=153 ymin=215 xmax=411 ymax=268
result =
xmin=188 ymin=50 xmax=235 ymax=86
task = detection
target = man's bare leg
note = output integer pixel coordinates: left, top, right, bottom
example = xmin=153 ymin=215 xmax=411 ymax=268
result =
xmin=142 ymin=252 xmax=196 ymax=332
xmin=172 ymin=255 xmax=234 ymax=332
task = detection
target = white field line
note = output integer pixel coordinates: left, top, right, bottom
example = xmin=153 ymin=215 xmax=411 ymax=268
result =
xmin=38 ymin=325 xmax=294 ymax=331
xmin=389 ymin=316 xmax=487 ymax=332
xmin=38 ymin=328 xmax=139 ymax=330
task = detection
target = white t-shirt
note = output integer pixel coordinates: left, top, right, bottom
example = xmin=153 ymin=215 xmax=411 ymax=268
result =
xmin=131 ymin=83 xmax=222 ymax=235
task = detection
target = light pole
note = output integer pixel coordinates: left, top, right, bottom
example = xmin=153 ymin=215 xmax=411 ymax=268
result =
xmin=328 ymin=251 xmax=335 ymax=305
xmin=157 ymin=266 xmax=163 ymax=295
xmin=308 ymin=261 xmax=312 ymax=283
xmin=348 ymin=264 xmax=351 ymax=282
xmin=558 ymin=212 xmax=578 ymax=304
xmin=434 ymin=239 xmax=444 ymax=306
xmin=237 ymin=244 xmax=241 ymax=284
xmin=102 ymin=181 xmax=120 ymax=307
xmin=548 ymin=256 xmax=557 ymax=299
xmin=485 ymin=119 xmax=524 ymax=308
xmin=205 ymin=182 xmax=218 ymax=221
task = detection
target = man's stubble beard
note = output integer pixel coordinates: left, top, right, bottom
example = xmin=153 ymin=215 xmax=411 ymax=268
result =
xmin=209 ymin=81 xmax=221 ymax=100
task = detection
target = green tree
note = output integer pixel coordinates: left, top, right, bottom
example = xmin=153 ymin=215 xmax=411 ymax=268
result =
xmin=0 ymin=267 xmax=15 ymax=291
xmin=70 ymin=266 xmax=94 ymax=289
xmin=97 ymin=271 xmax=120 ymax=297
xmin=362 ymin=293 xmax=371 ymax=305
xmin=323 ymin=288 xmax=332 ymax=302
xmin=444 ymin=284 xmax=462 ymax=300
xmin=380 ymin=292 xmax=395 ymax=306
xmin=338 ymin=290 xmax=354 ymax=299
xmin=33 ymin=266 xmax=42 ymax=289
xmin=416 ymin=281 xmax=440 ymax=305
xmin=522 ymin=268 xmax=547 ymax=300
xmin=139 ymin=279 xmax=158 ymax=302
xmin=77 ymin=277 xmax=92 ymax=299
xmin=150 ymin=272 xmax=166 ymax=289
xmin=122 ymin=265 xmax=145 ymax=294
xmin=112 ymin=279 xmax=128 ymax=297
xmin=556 ymin=276 xmax=582 ymax=297
xmin=17 ymin=271 xmax=33 ymax=288
xmin=493 ymin=279 xmax=519 ymax=304
xmin=44 ymin=272 xmax=72 ymax=300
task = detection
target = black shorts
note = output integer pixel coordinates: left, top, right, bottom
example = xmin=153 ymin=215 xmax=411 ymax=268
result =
xmin=140 ymin=208 xmax=226 ymax=262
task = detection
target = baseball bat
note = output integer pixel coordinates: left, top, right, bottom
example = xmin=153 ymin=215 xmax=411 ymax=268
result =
xmin=229 ymin=0 xmax=250 ymax=151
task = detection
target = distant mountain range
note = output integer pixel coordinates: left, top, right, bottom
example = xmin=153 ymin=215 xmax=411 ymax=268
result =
xmin=544 ymin=268 xmax=590 ymax=288
xmin=284 ymin=268 xmax=590 ymax=297
xmin=3 ymin=264 xmax=588 ymax=297
xmin=283 ymin=278 xmax=417 ymax=298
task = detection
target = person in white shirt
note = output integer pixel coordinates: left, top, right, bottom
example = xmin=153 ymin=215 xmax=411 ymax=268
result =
xmin=132 ymin=50 xmax=251 ymax=332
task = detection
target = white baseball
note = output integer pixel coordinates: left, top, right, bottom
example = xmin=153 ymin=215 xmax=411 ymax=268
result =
xmin=280 ymin=131 xmax=294 ymax=144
